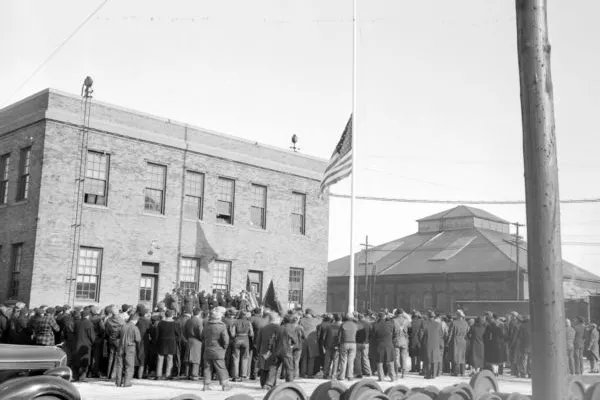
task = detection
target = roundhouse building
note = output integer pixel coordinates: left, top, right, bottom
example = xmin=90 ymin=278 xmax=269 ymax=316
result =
xmin=328 ymin=206 xmax=600 ymax=313
xmin=0 ymin=89 xmax=329 ymax=311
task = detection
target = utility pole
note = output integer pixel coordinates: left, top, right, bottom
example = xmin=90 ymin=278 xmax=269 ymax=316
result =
xmin=360 ymin=236 xmax=373 ymax=311
xmin=513 ymin=222 xmax=524 ymax=300
xmin=516 ymin=2 xmax=567 ymax=400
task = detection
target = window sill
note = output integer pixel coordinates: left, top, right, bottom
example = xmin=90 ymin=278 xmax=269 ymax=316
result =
xmin=215 ymin=222 xmax=235 ymax=228
xmin=248 ymin=226 xmax=268 ymax=233
xmin=83 ymin=204 xmax=110 ymax=211
xmin=292 ymin=233 xmax=308 ymax=238
xmin=142 ymin=212 xmax=167 ymax=219
xmin=0 ymin=203 xmax=7 ymax=209
xmin=183 ymin=218 xmax=204 ymax=224
xmin=13 ymin=200 xmax=28 ymax=206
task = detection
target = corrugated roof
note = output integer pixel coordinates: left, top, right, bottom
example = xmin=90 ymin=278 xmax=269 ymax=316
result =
xmin=417 ymin=205 xmax=509 ymax=224
xmin=329 ymin=209 xmax=600 ymax=284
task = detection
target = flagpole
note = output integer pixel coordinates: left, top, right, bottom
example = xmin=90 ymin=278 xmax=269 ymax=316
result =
xmin=348 ymin=0 xmax=357 ymax=314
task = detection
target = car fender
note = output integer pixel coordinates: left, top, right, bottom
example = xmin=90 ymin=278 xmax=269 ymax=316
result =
xmin=43 ymin=366 xmax=73 ymax=381
xmin=0 ymin=375 xmax=81 ymax=400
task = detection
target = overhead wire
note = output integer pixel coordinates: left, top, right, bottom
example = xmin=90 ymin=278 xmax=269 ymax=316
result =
xmin=329 ymin=193 xmax=600 ymax=205
xmin=1 ymin=0 xmax=109 ymax=108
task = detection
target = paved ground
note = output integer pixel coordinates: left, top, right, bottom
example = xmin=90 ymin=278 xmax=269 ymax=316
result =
xmin=73 ymin=373 xmax=534 ymax=400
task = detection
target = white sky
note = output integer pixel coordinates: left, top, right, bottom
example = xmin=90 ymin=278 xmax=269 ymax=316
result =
xmin=2 ymin=0 xmax=600 ymax=275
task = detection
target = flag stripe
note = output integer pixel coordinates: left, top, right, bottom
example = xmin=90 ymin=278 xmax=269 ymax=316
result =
xmin=321 ymin=153 xmax=352 ymax=184
xmin=323 ymin=151 xmax=352 ymax=175
xmin=319 ymin=114 xmax=353 ymax=196
xmin=320 ymin=153 xmax=352 ymax=192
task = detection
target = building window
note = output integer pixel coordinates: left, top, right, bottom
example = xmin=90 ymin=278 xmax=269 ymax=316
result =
xmin=291 ymin=192 xmax=306 ymax=235
xmin=16 ymin=147 xmax=31 ymax=201
xmin=84 ymin=151 xmax=110 ymax=205
xmin=180 ymin=257 xmax=200 ymax=292
xmin=144 ymin=163 xmax=166 ymax=214
xmin=139 ymin=277 xmax=154 ymax=302
xmin=76 ymin=247 xmax=102 ymax=301
xmin=250 ymin=184 xmax=267 ymax=229
xmin=216 ymin=178 xmax=235 ymax=224
xmin=0 ymin=154 xmax=9 ymax=205
xmin=10 ymin=243 xmax=23 ymax=298
xmin=212 ymin=260 xmax=231 ymax=292
xmin=288 ymin=267 xmax=304 ymax=308
xmin=184 ymin=171 xmax=204 ymax=220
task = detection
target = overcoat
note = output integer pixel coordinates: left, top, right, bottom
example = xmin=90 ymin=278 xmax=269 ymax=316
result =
xmin=448 ymin=319 xmax=468 ymax=364
xmin=156 ymin=320 xmax=180 ymax=355
xmin=422 ymin=320 xmax=444 ymax=364
xmin=300 ymin=315 xmax=320 ymax=358
xmin=135 ymin=316 xmax=151 ymax=367
xmin=585 ymin=327 xmax=600 ymax=361
xmin=72 ymin=318 xmax=96 ymax=368
xmin=372 ymin=319 xmax=395 ymax=363
xmin=409 ymin=318 xmax=424 ymax=357
xmin=202 ymin=319 xmax=229 ymax=360
xmin=256 ymin=323 xmax=279 ymax=370
xmin=184 ymin=316 xmax=203 ymax=364
xmin=468 ymin=323 xmax=486 ymax=368
xmin=483 ymin=320 xmax=505 ymax=364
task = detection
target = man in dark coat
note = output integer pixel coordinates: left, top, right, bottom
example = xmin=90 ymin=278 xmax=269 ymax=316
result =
xmin=115 ymin=313 xmax=141 ymax=387
xmin=355 ymin=313 xmax=372 ymax=378
xmin=264 ymin=314 xmax=299 ymax=389
xmin=201 ymin=307 xmax=232 ymax=391
xmin=155 ymin=310 xmax=181 ymax=380
xmin=184 ymin=308 xmax=203 ymax=380
xmin=371 ymin=312 xmax=396 ymax=382
xmin=574 ymin=316 xmax=586 ymax=375
xmin=89 ymin=306 xmax=105 ymax=378
xmin=449 ymin=310 xmax=469 ymax=376
xmin=72 ymin=310 xmax=96 ymax=381
xmin=322 ymin=314 xmax=341 ymax=379
xmin=507 ymin=312 xmax=521 ymax=376
xmin=249 ymin=308 xmax=267 ymax=380
xmin=423 ymin=311 xmax=444 ymax=379
xmin=483 ymin=314 xmax=505 ymax=376
xmin=299 ymin=309 xmax=320 ymax=378
xmin=410 ymin=312 xmax=424 ymax=373
xmin=105 ymin=306 xmax=125 ymax=380
xmin=0 ymin=306 xmax=10 ymax=343
xmin=255 ymin=313 xmax=279 ymax=388
xmin=135 ymin=305 xmax=151 ymax=379
xmin=175 ymin=310 xmax=191 ymax=377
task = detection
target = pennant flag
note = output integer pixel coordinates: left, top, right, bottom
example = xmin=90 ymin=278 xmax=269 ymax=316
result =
xmin=320 ymin=115 xmax=353 ymax=196
xmin=263 ymin=280 xmax=282 ymax=314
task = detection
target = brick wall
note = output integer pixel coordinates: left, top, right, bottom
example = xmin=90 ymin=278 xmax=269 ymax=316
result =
xmin=0 ymin=121 xmax=45 ymax=304
xmin=29 ymin=119 xmax=329 ymax=311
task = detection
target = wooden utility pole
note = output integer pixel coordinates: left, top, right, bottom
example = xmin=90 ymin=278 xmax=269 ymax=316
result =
xmin=513 ymin=222 xmax=524 ymax=300
xmin=515 ymin=1 xmax=567 ymax=400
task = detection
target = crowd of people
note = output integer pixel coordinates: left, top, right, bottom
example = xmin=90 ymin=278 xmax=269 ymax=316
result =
xmin=0 ymin=293 xmax=596 ymax=391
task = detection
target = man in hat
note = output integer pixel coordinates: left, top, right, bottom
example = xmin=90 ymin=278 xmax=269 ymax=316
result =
xmin=231 ymin=310 xmax=254 ymax=382
xmin=184 ymin=307 xmax=203 ymax=380
xmin=392 ymin=309 xmax=410 ymax=379
xmin=410 ymin=312 xmax=424 ymax=374
xmin=115 ymin=313 xmax=141 ymax=387
xmin=135 ymin=305 xmax=151 ymax=379
xmin=337 ymin=312 xmax=358 ymax=381
xmin=573 ymin=316 xmax=586 ymax=375
xmin=72 ymin=309 xmax=96 ymax=381
xmin=516 ymin=315 xmax=532 ymax=378
xmin=422 ymin=310 xmax=444 ymax=379
xmin=507 ymin=311 xmax=521 ymax=376
xmin=201 ymin=307 xmax=232 ymax=391
xmin=33 ymin=307 xmax=60 ymax=346
xmin=105 ymin=305 xmax=125 ymax=379
xmin=90 ymin=305 xmax=106 ymax=378
xmin=449 ymin=310 xmax=468 ymax=376
xmin=566 ymin=318 xmax=576 ymax=374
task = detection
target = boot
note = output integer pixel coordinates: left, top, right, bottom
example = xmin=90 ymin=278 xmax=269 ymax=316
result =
xmin=203 ymin=384 xmax=212 ymax=391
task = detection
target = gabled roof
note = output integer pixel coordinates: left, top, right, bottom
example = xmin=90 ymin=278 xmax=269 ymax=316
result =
xmin=417 ymin=205 xmax=509 ymax=224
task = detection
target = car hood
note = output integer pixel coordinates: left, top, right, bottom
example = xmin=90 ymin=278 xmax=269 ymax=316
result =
xmin=0 ymin=344 xmax=67 ymax=370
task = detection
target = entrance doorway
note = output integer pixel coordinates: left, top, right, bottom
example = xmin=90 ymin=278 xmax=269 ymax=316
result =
xmin=140 ymin=262 xmax=159 ymax=309
xmin=247 ymin=270 xmax=263 ymax=303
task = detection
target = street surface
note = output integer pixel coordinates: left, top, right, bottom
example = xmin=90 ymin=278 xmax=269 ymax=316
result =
xmin=73 ymin=373 xmax=534 ymax=400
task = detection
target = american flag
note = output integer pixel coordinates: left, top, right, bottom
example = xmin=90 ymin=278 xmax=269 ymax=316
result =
xmin=320 ymin=115 xmax=353 ymax=196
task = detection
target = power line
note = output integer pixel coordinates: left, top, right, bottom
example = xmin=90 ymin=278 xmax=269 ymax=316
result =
xmin=329 ymin=193 xmax=600 ymax=205
xmin=1 ymin=0 xmax=109 ymax=107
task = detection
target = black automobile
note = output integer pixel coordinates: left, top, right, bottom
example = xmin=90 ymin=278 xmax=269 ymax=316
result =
xmin=0 ymin=344 xmax=81 ymax=400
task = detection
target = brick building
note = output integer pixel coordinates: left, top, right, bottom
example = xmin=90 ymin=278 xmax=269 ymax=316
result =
xmin=0 ymin=89 xmax=329 ymax=312
xmin=328 ymin=205 xmax=600 ymax=313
